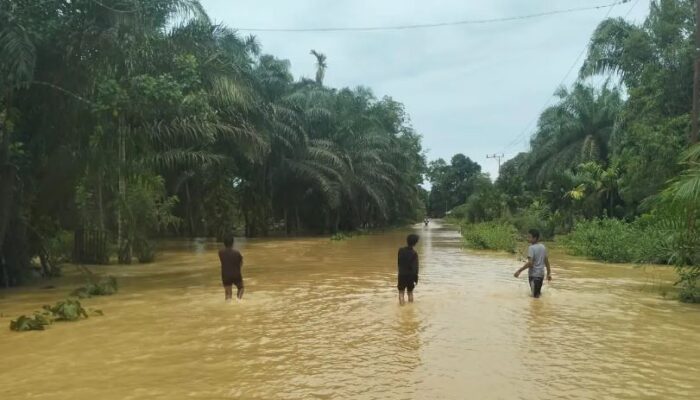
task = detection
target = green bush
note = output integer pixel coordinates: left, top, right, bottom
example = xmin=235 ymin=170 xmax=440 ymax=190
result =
xmin=461 ymin=222 xmax=518 ymax=253
xmin=135 ymin=240 xmax=156 ymax=263
xmin=564 ymin=218 xmax=668 ymax=264
xmin=45 ymin=230 xmax=74 ymax=266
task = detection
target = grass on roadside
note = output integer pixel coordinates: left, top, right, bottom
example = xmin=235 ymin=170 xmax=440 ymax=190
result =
xmin=460 ymin=221 xmax=519 ymax=253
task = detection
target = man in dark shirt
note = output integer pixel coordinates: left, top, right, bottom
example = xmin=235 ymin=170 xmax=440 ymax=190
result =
xmin=397 ymin=233 xmax=420 ymax=305
xmin=219 ymin=234 xmax=244 ymax=301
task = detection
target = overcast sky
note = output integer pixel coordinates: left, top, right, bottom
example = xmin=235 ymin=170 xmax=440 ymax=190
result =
xmin=199 ymin=0 xmax=650 ymax=179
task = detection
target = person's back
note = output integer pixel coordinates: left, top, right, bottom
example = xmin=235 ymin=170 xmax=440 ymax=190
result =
xmin=397 ymin=234 xmax=420 ymax=305
xmin=219 ymin=247 xmax=242 ymax=279
xmin=219 ymin=235 xmax=244 ymax=301
xmin=528 ymin=242 xmax=547 ymax=278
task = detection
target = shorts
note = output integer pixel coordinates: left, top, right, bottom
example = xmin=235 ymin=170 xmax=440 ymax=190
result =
xmin=223 ymin=276 xmax=243 ymax=289
xmin=397 ymin=274 xmax=416 ymax=292
xmin=529 ymin=276 xmax=543 ymax=298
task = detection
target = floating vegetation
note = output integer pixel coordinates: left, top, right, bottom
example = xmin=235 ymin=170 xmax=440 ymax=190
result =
xmin=70 ymin=276 xmax=118 ymax=299
xmin=9 ymin=278 xmax=114 ymax=331
xmin=330 ymin=230 xmax=369 ymax=241
xmin=42 ymin=299 xmax=88 ymax=321
xmin=9 ymin=313 xmax=52 ymax=332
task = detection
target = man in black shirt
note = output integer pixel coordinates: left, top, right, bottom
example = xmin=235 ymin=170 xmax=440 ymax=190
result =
xmin=219 ymin=234 xmax=244 ymax=302
xmin=397 ymin=234 xmax=420 ymax=305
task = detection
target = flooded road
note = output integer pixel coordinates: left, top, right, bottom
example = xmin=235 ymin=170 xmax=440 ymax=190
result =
xmin=1 ymin=222 xmax=699 ymax=399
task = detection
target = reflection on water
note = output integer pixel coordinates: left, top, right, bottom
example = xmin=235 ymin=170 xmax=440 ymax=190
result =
xmin=1 ymin=223 xmax=698 ymax=399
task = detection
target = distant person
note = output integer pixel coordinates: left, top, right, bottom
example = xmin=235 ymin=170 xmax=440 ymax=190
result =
xmin=397 ymin=234 xmax=420 ymax=305
xmin=219 ymin=234 xmax=244 ymax=302
xmin=513 ymin=229 xmax=551 ymax=298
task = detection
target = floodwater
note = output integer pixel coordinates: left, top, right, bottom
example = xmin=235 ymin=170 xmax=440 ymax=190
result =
xmin=1 ymin=222 xmax=699 ymax=399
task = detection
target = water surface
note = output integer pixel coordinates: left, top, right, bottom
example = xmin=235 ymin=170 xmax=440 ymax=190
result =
xmin=1 ymin=222 xmax=698 ymax=399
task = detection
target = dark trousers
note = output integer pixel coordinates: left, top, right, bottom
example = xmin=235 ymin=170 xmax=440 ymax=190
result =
xmin=529 ymin=276 xmax=544 ymax=298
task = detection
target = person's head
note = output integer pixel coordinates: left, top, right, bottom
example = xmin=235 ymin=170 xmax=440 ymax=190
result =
xmin=406 ymin=233 xmax=420 ymax=247
xmin=223 ymin=234 xmax=234 ymax=248
xmin=527 ymin=229 xmax=540 ymax=244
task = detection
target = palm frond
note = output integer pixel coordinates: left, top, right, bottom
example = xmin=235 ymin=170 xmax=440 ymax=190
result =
xmin=0 ymin=11 xmax=36 ymax=88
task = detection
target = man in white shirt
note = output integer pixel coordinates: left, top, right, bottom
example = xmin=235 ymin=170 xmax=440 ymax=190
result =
xmin=514 ymin=229 xmax=552 ymax=298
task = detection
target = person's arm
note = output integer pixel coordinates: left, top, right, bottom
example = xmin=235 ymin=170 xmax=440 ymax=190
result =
xmin=514 ymin=258 xmax=532 ymax=278
xmin=545 ymin=256 xmax=551 ymax=281
xmin=514 ymin=246 xmax=534 ymax=278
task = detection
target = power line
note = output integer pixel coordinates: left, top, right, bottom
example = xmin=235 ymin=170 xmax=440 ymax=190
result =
xmin=486 ymin=153 xmax=505 ymax=173
xmin=499 ymin=0 xmax=631 ymax=155
xmin=234 ymin=1 xmax=629 ymax=32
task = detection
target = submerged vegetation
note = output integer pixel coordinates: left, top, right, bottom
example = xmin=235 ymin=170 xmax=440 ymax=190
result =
xmin=10 ymin=298 xmax=98 ymax=332
xmin=70 ymin=276 xmax=119 ymax=299
xmin=0 ymin=0 xmax=425 ymax=286
xmin=9 ymin=275 xmax=115 ymax=331
xmin=434 ymin=1 xmax=700 ymax=303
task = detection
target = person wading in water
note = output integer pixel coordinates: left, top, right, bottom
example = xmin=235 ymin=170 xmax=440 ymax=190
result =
xmin=513 ymin=229 xmax=551 ymax=298
xmin=219 ymin=234 xmax=244 ymax=302
xmin=397 ymin=234 xmax=420 ymax=305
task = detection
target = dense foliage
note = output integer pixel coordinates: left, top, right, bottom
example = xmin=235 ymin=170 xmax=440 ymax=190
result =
xmin=0 ymin=0 xmax=426 ymax=286
xmin=434 ymin=0 xmax=700 ymax=302
xmin=459 ymin=222 xmax=518 ymax=254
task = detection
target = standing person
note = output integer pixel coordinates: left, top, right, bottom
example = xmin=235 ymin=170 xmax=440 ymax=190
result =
xmin=219 ymin=234 xmax=244 ymax=302
xmin=397 ymin=234 xmax=420 ymax=305
xmin=514 ymin=229 xmax=551 ymax=298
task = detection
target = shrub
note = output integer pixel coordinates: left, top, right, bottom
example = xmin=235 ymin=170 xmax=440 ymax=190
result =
xmin=565 ymin=218 xmax=669 ymax=264
xmin=45 ymin=230 xmax=74 ymax=266
xmin=461 ymin=222 xmax=518 ymax=253
xmin=135 ymin=240 xmax=156 ymax=263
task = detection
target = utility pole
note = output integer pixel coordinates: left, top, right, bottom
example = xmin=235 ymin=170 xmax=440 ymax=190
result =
xmin=486 ymin=153 xmax=505 ymax=173
xmin=691 ymin=0 xmax=700 ymax=144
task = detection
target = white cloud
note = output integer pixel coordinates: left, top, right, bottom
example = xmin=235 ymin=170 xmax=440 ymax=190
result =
xmin=200 ymin=0 xmax=650 ymax=178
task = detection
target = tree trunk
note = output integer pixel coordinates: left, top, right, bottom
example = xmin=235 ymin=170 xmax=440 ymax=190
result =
xmin=117 ymin=117 xmax=130 ymax=264
xmin=185 ymin=181 xmax=194 ymax=235
xmin=97 ymin=172 xmax=105 ymax=232
xmin=0 ymin=113 xmax=17 ymax=286
xmin=284 ymin=206 xmax=290 ymax=236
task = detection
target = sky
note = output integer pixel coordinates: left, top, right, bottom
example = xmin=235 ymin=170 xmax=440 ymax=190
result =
xmin=199 ymin=0 xmax=650 ymax=179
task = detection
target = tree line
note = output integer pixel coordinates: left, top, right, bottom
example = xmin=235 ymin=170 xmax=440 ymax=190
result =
xmin=0 ymin=0 xmax=426 ymax=286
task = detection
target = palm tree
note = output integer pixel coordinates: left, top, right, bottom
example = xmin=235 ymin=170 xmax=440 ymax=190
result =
xmin=527 ymin=83 xmax=623 ymax=185
xmin=310 ymin=49 xmax=327 ymax=85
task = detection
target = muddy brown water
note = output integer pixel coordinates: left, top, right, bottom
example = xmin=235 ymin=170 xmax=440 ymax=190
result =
xmin=1 ymin=222 xmax=698 ymax=399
